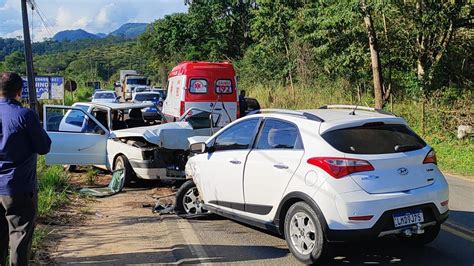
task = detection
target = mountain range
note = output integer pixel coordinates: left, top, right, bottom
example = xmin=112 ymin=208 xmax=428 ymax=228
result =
xmin=52 ymin=23 xmax=148 ymax=42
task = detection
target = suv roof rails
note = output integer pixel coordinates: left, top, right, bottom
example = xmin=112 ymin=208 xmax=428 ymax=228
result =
xmin=319 ymin=105 xmax=395 ymax=116
xmin=248 ymin=109 xmax=325 ymax=122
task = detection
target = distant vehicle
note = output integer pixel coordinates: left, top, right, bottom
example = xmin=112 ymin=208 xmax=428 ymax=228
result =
xmin=150 ymin=88 xmax=166 ymax=98
xmin=182 ymin=106 xmax=449 ymax=264
xmin=119 ymin=70 xmax=138 ymax=81
xmin=43 ymin=102 xmax=222 ymax=185
xmin=243 ymin=97 xmax=260 ymax=116
xmin=119 ymin=70 xmax=150 ymax=101
xmin=131 ymin=85 xmax=151 ymax=99
xmin=162 ymin=61 xmax=238 ymax=127
xmin=132 ymin=92 xmax=163 ymax=120
xmin=92 ymin=91 xmax=119 ymax=103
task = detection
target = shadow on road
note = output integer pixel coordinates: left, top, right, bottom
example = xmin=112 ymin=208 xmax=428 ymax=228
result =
xmin=54 ymin=244 xmax=289 ymax=265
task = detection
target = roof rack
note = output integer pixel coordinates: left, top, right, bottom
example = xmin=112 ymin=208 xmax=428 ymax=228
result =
xmin=319 ymin=105 xmax=395 ymax=116
xmin=248 ymin=109 xmax=325 ymax=122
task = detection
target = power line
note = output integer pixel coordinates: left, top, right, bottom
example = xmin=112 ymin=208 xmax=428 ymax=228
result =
xmin=28 ymin=0 xmax=55 ymax=38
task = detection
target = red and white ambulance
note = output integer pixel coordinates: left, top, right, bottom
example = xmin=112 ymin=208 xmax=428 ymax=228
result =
xmin=162 ymin=61 xmax=238 ymax=127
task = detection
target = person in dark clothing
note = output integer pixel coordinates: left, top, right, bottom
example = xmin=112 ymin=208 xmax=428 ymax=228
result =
xmin=238 ymin=90 xmax=248 ymax=117
xmin=0 ymin=72 xmax=51 ymax=266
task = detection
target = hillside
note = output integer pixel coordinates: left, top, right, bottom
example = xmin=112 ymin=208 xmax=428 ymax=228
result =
xmin=53 ymin=29 xmax=99 ymax=42
xmin=109 ymin=23 xmax=148 ymax=38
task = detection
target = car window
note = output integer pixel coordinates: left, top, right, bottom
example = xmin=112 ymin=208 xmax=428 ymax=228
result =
xmin=214 ymin=119 xmax=260 ymax=151
xmin=215 ymin=79 xmax=233 ymax=94
xmin=189 ymin=79 xmax=208 ymax=94
xmin=134 ymin=93 xmax=160 ymax=102
xmin=127 ymin=79 xmax=147 ymax=85
xmin=322 ymin=123 xmax=426 ymax=154
xmin=91 ymin=108 xmax=109 ymax=129
xmin=256 ymin=119 xmax=301 ymax=149
xmin=94 ymin=92 xmax=115 ymax=99
xmin=246 ymin=98 xmax=260 ymax=111
xmin=45 ymin=107 xmax=104 ymax=134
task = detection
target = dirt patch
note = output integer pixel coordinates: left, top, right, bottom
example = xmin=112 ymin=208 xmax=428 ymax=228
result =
xmin=45 ymin=180 xmax=179 ymax=264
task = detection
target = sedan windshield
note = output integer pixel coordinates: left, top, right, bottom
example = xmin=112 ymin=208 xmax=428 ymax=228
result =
xmin=134 ymin=94 xmax=160 ymax=102
xmin=94 ymin=92 xmax=115 ymax=99
xmin=127 ymin=79 xmax=147 ymax=85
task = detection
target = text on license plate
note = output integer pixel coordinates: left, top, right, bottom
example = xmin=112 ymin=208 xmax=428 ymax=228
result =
xmin=393 ymin=210 xmax=424 ymax=228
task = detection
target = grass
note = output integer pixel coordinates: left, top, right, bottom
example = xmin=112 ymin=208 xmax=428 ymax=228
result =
xmin=430 ymin=139 xmax=474 ymax=177
xmin=246 ymin=83 xmax=473 ymax=177
xmin=32 ymin=157 xmax=70 ymax=259
xmin=85 ymin=168 xmax=99 ymax=186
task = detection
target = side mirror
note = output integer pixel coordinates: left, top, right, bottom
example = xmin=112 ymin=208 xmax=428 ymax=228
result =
xmin=190 ymin=142 xmax=207 ymax=154
xmin=116 ymin=96 xmax=121 ymax=100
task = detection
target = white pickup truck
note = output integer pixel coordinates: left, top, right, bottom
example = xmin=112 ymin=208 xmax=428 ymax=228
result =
xmin=43 ymin=102 xmax=219 ymax=185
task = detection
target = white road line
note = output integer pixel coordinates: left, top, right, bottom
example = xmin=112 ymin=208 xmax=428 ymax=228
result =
xmin=174 ymin=218 xmax=211 ymax=264
xmin=441 ymin=224 xmax=474 ymax=242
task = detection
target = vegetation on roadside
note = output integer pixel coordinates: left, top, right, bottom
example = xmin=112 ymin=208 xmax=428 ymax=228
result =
xmin=32 ymin=157 xmax=70 ymax=258
xmin=137 ymin=1 xmax=472 ymax=176
xmin=247 ymin=83 xmax=473 ymax=176
xmin=0 ymin=1 xmax=471 ymax=177
xmin=85 ymin=168 xmax=99 ymax=186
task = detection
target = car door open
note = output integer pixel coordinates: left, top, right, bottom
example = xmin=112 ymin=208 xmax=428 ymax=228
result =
xmin=43 ymin=105 xmax=109 ymax=166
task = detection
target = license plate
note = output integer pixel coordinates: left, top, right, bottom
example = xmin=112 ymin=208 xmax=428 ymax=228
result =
xmin=393 ymin=210 xmax=424 ymax=228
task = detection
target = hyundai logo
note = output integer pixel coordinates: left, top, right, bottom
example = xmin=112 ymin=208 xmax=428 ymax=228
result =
xmin=397 ymin=167 xmax=409 ymax=175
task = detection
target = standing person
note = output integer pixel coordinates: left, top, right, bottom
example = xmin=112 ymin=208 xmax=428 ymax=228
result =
xmin=238 ymin=90 xmax=248 ymax=117
xmin=0 ymin=72 xmax=51 ymax=266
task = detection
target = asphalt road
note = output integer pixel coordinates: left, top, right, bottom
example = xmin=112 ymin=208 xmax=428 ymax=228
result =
xmin=163 ymin=174 xmax=473 ymax=265
xmin=52 ymin=174 xmax=473 ymax=265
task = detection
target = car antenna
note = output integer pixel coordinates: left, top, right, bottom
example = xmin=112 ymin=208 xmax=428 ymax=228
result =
xmin=349 ymin=104 xmax=359 ymax=115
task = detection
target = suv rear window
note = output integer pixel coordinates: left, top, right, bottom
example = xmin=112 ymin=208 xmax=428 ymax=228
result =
xmin=322 ymin=124 xmax=426 ymax=154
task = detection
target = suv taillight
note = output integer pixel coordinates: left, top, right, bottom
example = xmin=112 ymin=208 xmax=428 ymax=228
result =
xmin=307 ymin=157 xmax=374 ymax=179
xmin=423 ymin=149 xmax=437 ymax=165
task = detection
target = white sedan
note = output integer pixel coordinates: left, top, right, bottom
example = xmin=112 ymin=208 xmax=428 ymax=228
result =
xmin=180 ymin=106 xmax=449 ymax=264
xmin=43 ymin=102 xmax=220 ymax=185
xmin=92 ymin=90 xmax=120 ymax=103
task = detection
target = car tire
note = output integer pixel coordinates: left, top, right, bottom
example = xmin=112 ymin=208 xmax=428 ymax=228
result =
xmin=114 ymin=155 xmax=135 ymax=186
xmin=64 ymin=165 xmax=77 ymax=172
xmin=175 ymin=180 xmax=207 ymax=217
xmin=399 ymin=224 xmax=441 ymax=246
xmin=284 ymin=202 xmax=330 ymax=264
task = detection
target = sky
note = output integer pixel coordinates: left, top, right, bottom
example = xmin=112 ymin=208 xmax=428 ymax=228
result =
xmin=0 ymin=0 xmax=188 ymax=42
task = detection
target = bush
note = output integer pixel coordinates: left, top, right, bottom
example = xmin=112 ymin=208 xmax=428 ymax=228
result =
xmin=36 ymin=157 xmax=69 ymax=218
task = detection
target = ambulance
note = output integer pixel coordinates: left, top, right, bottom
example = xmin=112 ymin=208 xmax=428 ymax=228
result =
xmin=162 ymin=61 xmax=239 ymax=127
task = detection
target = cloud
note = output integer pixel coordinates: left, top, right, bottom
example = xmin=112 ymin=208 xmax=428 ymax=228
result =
xmin=0 ymin=0 xmax=188 ymax=41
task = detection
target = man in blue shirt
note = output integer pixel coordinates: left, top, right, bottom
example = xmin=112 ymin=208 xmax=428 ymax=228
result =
xmin=0 ymin=72 xmax=51 ymax=266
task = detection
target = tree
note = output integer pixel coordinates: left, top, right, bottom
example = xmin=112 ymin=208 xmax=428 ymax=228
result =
xmin=3 ymin=51 xmax=26 ymax=75
xmin=396 ymin=0 xmax=472 ymax=91
xmin=360 ymin=0 xmax=385 ymax=109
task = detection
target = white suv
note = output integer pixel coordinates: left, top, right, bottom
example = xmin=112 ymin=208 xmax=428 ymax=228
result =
xmin=178 ymin=106 xmax=449 ymax=264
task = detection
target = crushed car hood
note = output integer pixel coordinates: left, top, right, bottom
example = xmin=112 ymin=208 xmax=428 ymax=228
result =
xmin=111 ymin=122 xmax=211 ymax=150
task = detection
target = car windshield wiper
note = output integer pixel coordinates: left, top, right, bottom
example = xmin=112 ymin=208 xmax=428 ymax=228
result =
xmin=394 ymin=144 xmax=420 ymax=152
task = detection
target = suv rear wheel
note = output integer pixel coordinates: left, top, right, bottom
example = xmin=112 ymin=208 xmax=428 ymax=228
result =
xmin=284 ymin=202 xmax=329 ymax=264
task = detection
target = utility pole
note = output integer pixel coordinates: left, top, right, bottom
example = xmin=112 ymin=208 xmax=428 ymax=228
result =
xmin=21 ymin=0 xmax=38 ymax=114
